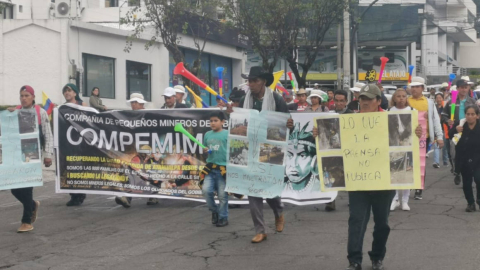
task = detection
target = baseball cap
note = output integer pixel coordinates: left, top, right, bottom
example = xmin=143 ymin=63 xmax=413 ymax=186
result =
xmin=456 ymin=79 xmax=469 ymax=88
xmin=350 ymin=82 xmax=366 ymax=92
xmin=359 ymin=84 xmax=381 ymax=99
xmin=163 ymin=87 xmax=176 ymax=97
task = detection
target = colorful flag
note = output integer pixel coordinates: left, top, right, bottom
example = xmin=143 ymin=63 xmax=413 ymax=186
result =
xmin=42 ymin=92 xmax=54 ymax=116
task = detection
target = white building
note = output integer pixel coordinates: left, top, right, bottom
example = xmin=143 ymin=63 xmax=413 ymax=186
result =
xmin=0 ymin=0 xmax=246 ymax=109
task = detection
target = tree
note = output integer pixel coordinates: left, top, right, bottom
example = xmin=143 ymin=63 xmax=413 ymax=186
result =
xmin=121 ymin=0 xmax=223 ymax=97
xmin=286 ymin=0 xmax=347 ymax=88
xmin=224 ymin=0 xmax=302 ymax=72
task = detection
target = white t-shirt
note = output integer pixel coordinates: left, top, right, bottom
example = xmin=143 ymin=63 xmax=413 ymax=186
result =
xmin=389 ymin=106 xmax=413 ymax=111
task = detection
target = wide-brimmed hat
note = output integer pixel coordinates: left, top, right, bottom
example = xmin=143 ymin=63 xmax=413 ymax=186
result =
xmin=126 ymin=93 xmax=147 ymax=104
xmin=308 ymin=89 xmax=327 ymax=103
xmin=296 ymin=88 xmax=308 ymax=96
xmin=241 ymin=66 xmax=274 ymax=86
xmin=350 ymin=82 xmax=366 ymax=92
xmin=441 ymin=82 xmax=448 ymax=88
xmin=461 ymin=76 xmax=474 ymax=85
xmin=409 ymin=77 xmax=425 ymax=87
xmin=173 ymin=85 xmax=188 ymax=100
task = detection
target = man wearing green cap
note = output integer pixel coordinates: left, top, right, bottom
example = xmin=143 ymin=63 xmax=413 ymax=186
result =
xmin=62 ymin=83 xmax=87 ymax=206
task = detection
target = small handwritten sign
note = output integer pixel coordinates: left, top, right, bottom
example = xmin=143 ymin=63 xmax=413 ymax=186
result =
xmin=225 ymin=108 xmax=289 ymax=198
xmin=315 ymin=111 xmax=421 ymax=191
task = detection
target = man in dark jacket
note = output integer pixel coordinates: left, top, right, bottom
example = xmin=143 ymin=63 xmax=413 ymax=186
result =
xmin=161 ymin=87 xmax=188 ymax=109
xmin=441 ymin=79 xmax=476 ymax=185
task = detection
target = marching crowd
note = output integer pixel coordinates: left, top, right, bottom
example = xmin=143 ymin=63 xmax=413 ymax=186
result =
xmin=5 ymin=65 xmax=480 ymax=270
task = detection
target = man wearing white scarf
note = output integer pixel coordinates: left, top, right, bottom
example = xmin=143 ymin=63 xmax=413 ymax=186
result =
xmin=236 ymin=66 xmax=293 ymax=243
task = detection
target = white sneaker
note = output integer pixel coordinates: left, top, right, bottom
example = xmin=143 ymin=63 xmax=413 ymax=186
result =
xmin=401 ymin=202 xmax=410 ymax=211
xmin=390 ymin=200 xmax=400 ymax=211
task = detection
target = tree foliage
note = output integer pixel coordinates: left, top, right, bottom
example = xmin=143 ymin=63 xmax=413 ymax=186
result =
xmin=122 ymin=0 xmax=223 ymax=95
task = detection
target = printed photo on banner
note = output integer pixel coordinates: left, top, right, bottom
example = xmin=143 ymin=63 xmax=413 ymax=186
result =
xmin=259 ymin=143 xmax=285 ymax=166
xmin=388 ymin=113 xmax=412 ymax=147
xmin=229 ymin=138 xmax=249 ymax=167
xmin=316 ymin=118 xmax=341 ymax=150
xmin=282 ymin=113 xmax=337 ymax=205
xmin=321 ymin=156 xmax=346 ymax=188
xmin=229 ymin=115 xmax=248 ymax=137
xmin=21 ymin=138 xmax=40 ymax=162
xmin=265 ymin=113 xmax=287 ymax=142
xmin=390 ymin=151 xmax=414 ymax=185
xmin=18 ymin=110 xmax=37 ymax=134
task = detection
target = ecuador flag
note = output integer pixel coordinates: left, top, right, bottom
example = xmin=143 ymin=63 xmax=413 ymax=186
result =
xmin=42 ymin=92 xmax=55 ymax=116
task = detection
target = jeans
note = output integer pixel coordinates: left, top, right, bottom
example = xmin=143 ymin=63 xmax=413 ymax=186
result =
xmin=347 ymin=190 xmax=396 ymax=264
xmin=11 ymin=187 xmax=35 ymax=224
xmin=460 ymin=167 xmax=480 ymax=205
xmin=202 ymin=169 xmax=228 ymax=219
xmin=433 ymin=140 xmax=449 ymax=165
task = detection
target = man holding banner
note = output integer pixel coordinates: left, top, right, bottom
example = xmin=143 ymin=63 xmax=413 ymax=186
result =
xmin=236 ymin=66 xmax=293 ymax=243
xmin=346 ymin=84 xmax=423 ymax=270
xmin=7 ymin=86 xmax=54 ymax=232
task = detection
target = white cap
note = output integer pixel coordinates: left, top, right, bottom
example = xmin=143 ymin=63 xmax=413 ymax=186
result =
xmin=450 ymin=85 xmax=457 ymax=91
xmin=350 ymin=82 xmax=366 ymax=92
xmin=163 ymin=87 xmax=176 ymax=97
xmin=409 ymin=77 xmax=425 ymax=87
xmin=173 ymin=85 xmax=188 ymax=100
xmin=126 ymin=93 xmax=147 ymax=104
xmin=314 ymin=83 xmax=319 ymax=86
xmin=441 ymin=82 xmax=449 ymax=88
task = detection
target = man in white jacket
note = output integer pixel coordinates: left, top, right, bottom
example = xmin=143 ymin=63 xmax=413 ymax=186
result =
xmin=408 ymin=77 xmax=444 ymax=200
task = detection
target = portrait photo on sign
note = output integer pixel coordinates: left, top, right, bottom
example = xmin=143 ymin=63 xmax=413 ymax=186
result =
xmin=259 ymin=143 xmax=285 ymax=165
xmin=388 ymin=114 xmax=412 ymax=147
xmin=229 ymin=115 xmax=249 ymax=137
xmin=229 ymin=138 xmax=249 ymax=167
xmin=316 ymin=118 xmax=341 ymax=150
xmin=390 ymin=151 xmax=414 ymax=185
xmin=21 ymin=138 xmax=40 ymax=162
xmin=265 ymin=113 xmax=287 ymax=142
xmin=18 ymin=110 xmax=37 ymax=134
xmin=321 ymin=156 xmax=345 ymax=188
xmin=286 ymin=122 xmax=319 ymax=192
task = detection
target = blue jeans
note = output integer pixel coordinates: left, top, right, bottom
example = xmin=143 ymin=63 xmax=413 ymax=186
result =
xmin=433 ymin=139 xmax=449 ymax=165
xmin=202 ymin=169 xmax=228 ymax=219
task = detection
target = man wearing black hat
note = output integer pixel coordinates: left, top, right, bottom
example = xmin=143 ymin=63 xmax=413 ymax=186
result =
xmin=234 ymin=66 xmax=292 ymax=243
xmin=441 ymin=79 xmax=476 ymax=185
xmin=345 ymin=84 xmax=423 ymax=270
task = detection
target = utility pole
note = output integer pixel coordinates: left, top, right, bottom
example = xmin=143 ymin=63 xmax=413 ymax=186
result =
xmin=336 ymin=23 xmax=342 ymax=89
xmin=343 ymin=8 xmax=350 ymax=90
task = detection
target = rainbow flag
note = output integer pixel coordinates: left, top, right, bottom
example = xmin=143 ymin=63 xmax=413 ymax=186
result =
xmin=42 ymin=92 xmax=54 ymax=116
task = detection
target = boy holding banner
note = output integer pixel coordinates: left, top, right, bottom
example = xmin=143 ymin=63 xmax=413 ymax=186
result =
xmin=201 ymin=111 xmax=229 ymax=227
xmin=345 ymin=84 xmax=423 ymax=270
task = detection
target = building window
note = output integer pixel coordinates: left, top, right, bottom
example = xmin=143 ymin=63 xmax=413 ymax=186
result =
xmin=126 ymin=60 xmax=151 ymax=101
xmin=19 ymin=5 xmax=22 ymax=13
xmin=105 ymin=0 xmax=119 ymax=7
xmin=83 ymin=53 xmax=116 ymax=99
xmin=3 ymin=5 xmax=14 ymax=19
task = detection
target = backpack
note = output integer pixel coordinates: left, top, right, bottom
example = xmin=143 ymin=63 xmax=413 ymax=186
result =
xmin=16 ymin=105 xmax=45 ymax=150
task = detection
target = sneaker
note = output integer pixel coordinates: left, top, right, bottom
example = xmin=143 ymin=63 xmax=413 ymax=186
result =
xmin=146 ymin=198 xmax=159 ymax=205
xmin=115 ymin=196 xmax=131 ymax=208
xmin=345 ymin=262 xmax=362 ymax=270
xmin=401 ymin=202 xmax=410 ymax=211
xmin=426 ymin=149 xmax=434 ymax=158
xmin=17 ymin=223 xmax=34 ymax=233
xmin=31 ymin=200 xmax=40 ymax=224
xmin=433 ymin=163 xmax=440 ymax=169
xmin=211 ymin=212 xmax=219 ymax=225
xmin=372 ymin=260 xmax=384 ymax=270
xmin=325 ymin=200 xmax=336 ymax=212
xmin=216 ymin=218 xmax=229 ymax=227
xmin=390 ymin=200 xmax=400 ymax=211
xmin=414 ymin=190 xmax=422 ymax=200
xmin=466 ymin=204 xmax=476 ymax=212
xmin=454 ymin=174 xmax=461 ymax=185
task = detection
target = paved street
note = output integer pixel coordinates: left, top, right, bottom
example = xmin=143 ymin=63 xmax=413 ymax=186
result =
xmin=1 ymin=162 xmax=479 ymax=270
